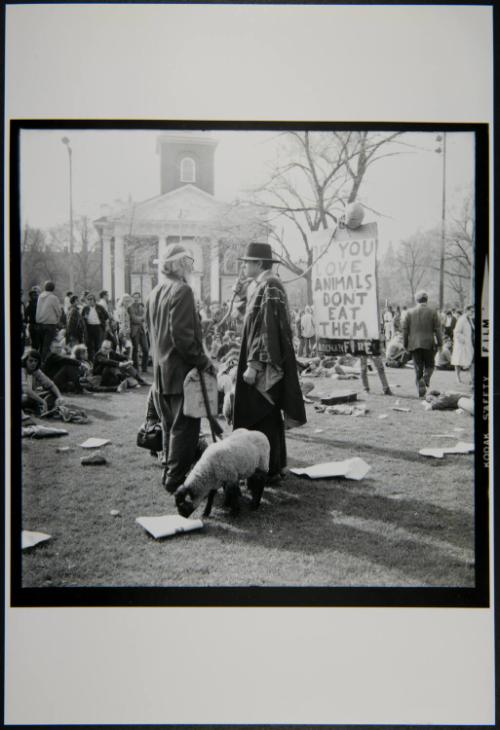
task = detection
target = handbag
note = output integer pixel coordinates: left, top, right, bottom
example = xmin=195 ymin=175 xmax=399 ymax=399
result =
xmin=136 ymin=421 xmax=163 ymax=452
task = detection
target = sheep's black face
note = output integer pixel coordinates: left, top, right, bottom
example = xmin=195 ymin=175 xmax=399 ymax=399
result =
xmin=175 ymin=485 xmax=196 ymax=518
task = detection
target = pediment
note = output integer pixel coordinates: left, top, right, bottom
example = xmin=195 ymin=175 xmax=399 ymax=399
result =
xmin=113 ymin=185 xmax=221 ymax=224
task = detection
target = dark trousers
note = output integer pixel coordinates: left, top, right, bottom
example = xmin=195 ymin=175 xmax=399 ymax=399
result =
xmin=86 ymin=324 xmax=104 ymax=361
xmin=38 ymin=324 xmax=58 ymax=363
xmin=52 ymin=365 xmax=82 ymax=393
xmin=131 ymin=328 xmax=149 ymax=371
xmin=152 ymin=390 xmax=201 ymax=491
xmin=28 ymin=323 xmax=41 ymax=351
xmin=411 ymin=348 xmax=435 ymax=389
xmin=250 ymin=406 xmax=286 ymax=478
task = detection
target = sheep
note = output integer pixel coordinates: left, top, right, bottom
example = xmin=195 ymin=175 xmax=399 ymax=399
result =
xmin=174 ymin=428 xmax=270 ymax=518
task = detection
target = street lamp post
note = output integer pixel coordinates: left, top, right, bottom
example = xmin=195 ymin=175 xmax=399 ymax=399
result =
xmin=61 ymin=137 xmax=75 ymax=291
xmin=436 ymin=133 xmax=447 ymax=310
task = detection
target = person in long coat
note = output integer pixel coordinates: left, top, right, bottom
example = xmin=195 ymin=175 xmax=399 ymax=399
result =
xmin=451 ymin=305 xmax=474 ymax=383
xmin=233 ymin=242 xmax=307 ymax=485
xmin=145 ymin=243 xmax=211 ymax=493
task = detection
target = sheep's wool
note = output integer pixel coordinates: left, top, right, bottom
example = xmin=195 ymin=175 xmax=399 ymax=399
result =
xmin=184 ymin=428 xmax=270 ymax=506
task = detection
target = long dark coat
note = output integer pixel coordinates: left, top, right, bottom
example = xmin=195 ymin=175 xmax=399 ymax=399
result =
xmin=233 ymin=273 xmax=306 ymax=430
xmin=145 ymin=276 xmax=209 ymax=395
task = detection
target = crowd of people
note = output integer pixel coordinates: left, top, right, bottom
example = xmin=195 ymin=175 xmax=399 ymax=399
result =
xmin=21 ymin=283 xmax=152 ymax=414
xmin=21 ymin=250 xmax=474 ymax=506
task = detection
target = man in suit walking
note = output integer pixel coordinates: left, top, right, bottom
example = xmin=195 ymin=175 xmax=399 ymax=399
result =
xmin=403 ymin=290 xmax=443 ymax=398
xmin=146 ymin=243 xmax=212 ymax=494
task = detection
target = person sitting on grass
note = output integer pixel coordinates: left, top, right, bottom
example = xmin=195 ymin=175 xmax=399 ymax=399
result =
xmin=22 ymin=348 xmax=65 ymax=414
xmin=435 ymin=336 xmax=454 ymax=371
xmin=93 ymin=339 xmax=148 ymax=391
xmin=385 ymin=332 xmax=411 ymax=368
xmin=42 ymin=338 xmax=85 ymax=393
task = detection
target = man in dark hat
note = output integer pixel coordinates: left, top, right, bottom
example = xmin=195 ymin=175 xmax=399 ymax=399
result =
xmin=232 ymin=242 xmax=306 ymax=494
xmin=145 ymin=243 xmax=212 ymax=494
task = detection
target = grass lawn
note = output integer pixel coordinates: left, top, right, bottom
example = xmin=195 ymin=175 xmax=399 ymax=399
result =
xmin=20 ymin=365 xmax=475 ymax=588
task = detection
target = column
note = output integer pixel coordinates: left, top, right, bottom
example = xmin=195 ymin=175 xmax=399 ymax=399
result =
xmin=102 ymin=234 xmax=112 ymax=294
xmin=157 ymin=234 xmax=167 ymax=283
xmin=114 ymin=235 xmax=126 ymax=302
xmin=210 ymin=238 xmax=219 ymax=303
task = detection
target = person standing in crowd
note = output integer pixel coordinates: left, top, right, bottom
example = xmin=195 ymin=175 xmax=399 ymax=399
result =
xmin=145 ymin=244 xmax=211 ymax=494
xmin=63 ymin=291 xmax=73 ymax=315
xmin=392 ymin=305 xmax=402 ymax=333
xmin=98 ymin=289 xmax=118 ymax=350
xmin=65 ymin=294 xmax=86 ymax=347
xmin=232 ymin=242 xmax=306 ymax=488
xmin=442 ymin=309 xmax=457 ymax=340
xmin=300 ymin=305 xmax=316 ymax=357
xmin=451 ymin=305 xmax=474 ymax=384
xmin=359 ymin=350 xmax=393 ymax=394
xmin=382 ymin=305 xmax=394 ymax=342
xmin=402 ymin=290 xmax=443 ymax=398
xmin=35 ymin=280 xmax=63 ymax=363
xmin=81 ymin=292 xmax=109 ymax=361
xmin=116 ymin=293 xmax=133 ymax=355
xmin=129 ymin=291 xmax=149 ymax=373
xmin=26 ymin=286 xmax=41 ymax=351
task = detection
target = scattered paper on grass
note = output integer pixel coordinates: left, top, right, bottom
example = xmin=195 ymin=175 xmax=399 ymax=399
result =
xmin=110 ymin=509 xmax=120 ymax=517
xmin=419 ymin=442 xmax=474 ymax=459
xmin=136 ymin=514 xmax=204 ymax=539
xmin=23 ymin=425 xmax=69 ymax=438
xmin=314 ymin=428 xmax=324 ymax=433
xmin=391 ymin=407 xmax=411 ymax=413
xmin=57 ymin=446 xmax=72 ymax=452
xmin=303 ymin=396 xmax=314 ymax=404
xmin=80 ymin=437 xmax=111 ymax=449
xmin=378 ymin=414 xmax=388 ymax=419
xmin=419 ymin=448 xmax=445 ymax=459
xmin=290 ymin=456 xmax=370 ymax=481
xmin=22 ymin=530 xmax=51 ymax=549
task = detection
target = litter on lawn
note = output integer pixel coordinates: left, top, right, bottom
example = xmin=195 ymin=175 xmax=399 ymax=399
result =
xmin=22 ymin=530 xmax=51 ymax=550
xmin=81 ymin=453 xmax=107 ymax=466
xmin=319 ymin=390 xmax=358 ymax=406
xmin=290 ymin=456 xmax=371 ymax=481
xmin=80 ymin=437 xmax=111 ymax=449
xmin=419 ymin=442 xmax=474 ymax=459
xmin=22 ymin=425 xmax=69 ymax=438
xmin=391 ymin=406 xmax=411 ymax=413
xmin=326 ymin=403 xmax=368 ymax=416
xmin=136 ymin=514 xmax=204 ymax=539
xmin=378 ymin=414 xmax=389 ymax=419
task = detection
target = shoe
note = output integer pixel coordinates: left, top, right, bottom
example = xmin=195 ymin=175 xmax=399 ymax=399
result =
xmin=267 ymin=473 xmax=282 ymax=486
xmin=417 ymin=378 xmax=426 ymax=398
xmin=383 ymin=388 xmax=393 ymax=396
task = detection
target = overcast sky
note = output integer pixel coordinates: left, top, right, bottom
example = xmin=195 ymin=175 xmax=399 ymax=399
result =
xmin=19 ymin=128 xmax=474 ymax=257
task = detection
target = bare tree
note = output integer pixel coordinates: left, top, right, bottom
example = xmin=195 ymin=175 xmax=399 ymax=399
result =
xmin=251 ymin=130 xmax=404 ymax=303
xmin=444 ymin=192 xmax=474 ymax=307
xmin=395 ymin=233 xmax=438 ymax=301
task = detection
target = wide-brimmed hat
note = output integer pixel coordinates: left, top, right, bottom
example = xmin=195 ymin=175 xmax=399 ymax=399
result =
xmin=238 ymin=242 xmax=280 ymax=263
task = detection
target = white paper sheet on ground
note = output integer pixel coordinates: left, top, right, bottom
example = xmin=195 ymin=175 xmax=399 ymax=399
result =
xmin=290 ymin=456 xmax=370 ymax=481
xmin=419 ymin=442 xmax=474 ymax=459
xmin=80 ymin=437 xmax=111 ymax=449
xmin=22 ymin=530 xmax=51 ymax=549
xmin=136 ymin=515 xmax=204 ymax=539
xmin=378 ymin=414 xmax=388 ymax=419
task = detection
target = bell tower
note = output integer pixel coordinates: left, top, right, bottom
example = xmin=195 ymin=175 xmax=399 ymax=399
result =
xmin=156 ymin=133 xmax=218 ymax=196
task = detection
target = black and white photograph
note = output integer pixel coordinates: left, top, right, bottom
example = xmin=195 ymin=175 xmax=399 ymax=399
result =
xmin=3 ymin=3 xmax=495 ymax=727
xmin=13 ymin=123 xmax=488 ymax=599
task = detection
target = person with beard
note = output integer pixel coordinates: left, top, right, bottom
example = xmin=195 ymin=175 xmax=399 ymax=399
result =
xmin=232 ymin=242 xmax=306 ymax=487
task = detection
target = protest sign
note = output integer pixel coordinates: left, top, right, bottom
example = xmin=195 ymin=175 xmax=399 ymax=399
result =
xmin=311 ymin=222 xmax=381 ymax=355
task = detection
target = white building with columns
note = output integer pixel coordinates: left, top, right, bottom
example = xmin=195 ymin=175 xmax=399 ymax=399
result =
xmin=94 ymin=133 xmax=267 ymax=305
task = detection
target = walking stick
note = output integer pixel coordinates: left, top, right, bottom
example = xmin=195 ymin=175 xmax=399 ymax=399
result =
xmin=197 ymin=367 xmax=223 ymax=516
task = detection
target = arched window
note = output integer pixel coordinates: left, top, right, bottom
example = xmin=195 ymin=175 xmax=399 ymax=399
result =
xmin=180 ymin=157 xmax=196 ymax=183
